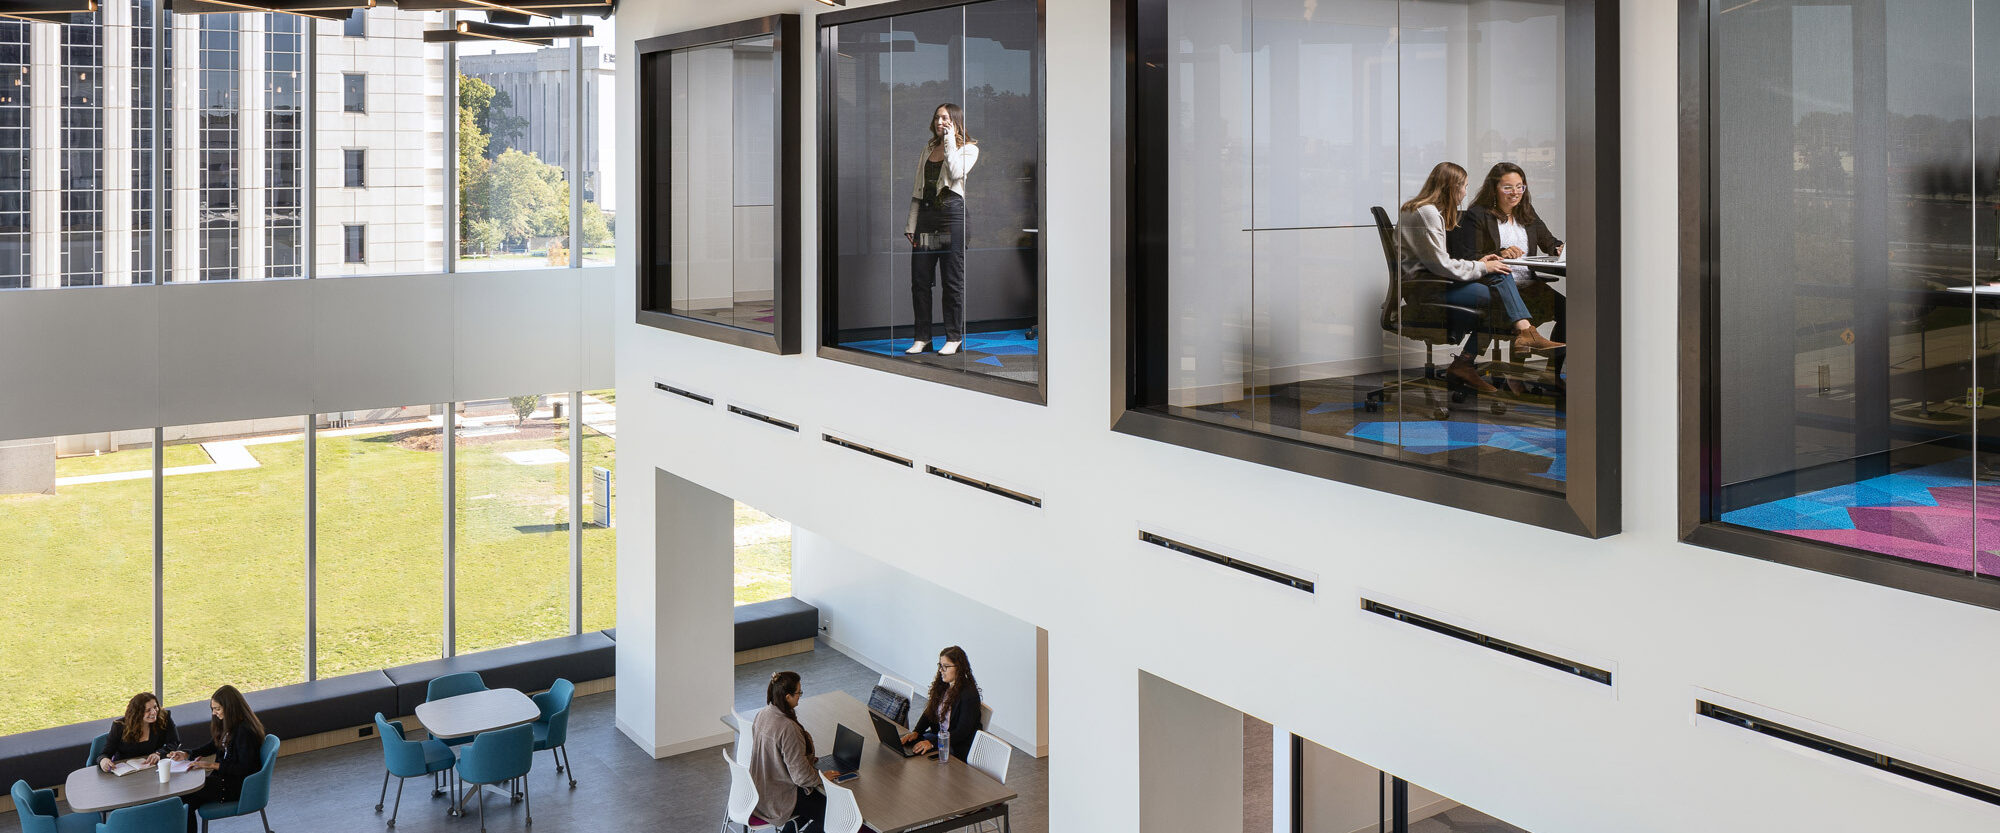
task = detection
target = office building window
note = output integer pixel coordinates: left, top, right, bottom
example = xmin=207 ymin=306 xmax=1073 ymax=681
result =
xmin=318 ymin=10 xmax=448 ymax=277
xmin=1115 ymin=0 xmax=1619 ymax=536
xmin=343 ymin=72 xmax=365 ymax=112
xmin=0 ymin=22 xmax=28 ymax=289
xmin=129 ymin=0 xmax=163 ymax=286
xmin=315 ymin=406 xmax=444 ymax=677
xmin=454 ymin=394 xmax=572 ymax=654
xmin=1685 ymin=0 xmax=2000 ymax=607
xmin=343 ymin=224 xmax=365 ymax=263
xmin=0 ymin=433 xmax=155 ymax=735
xmin=343 ymin=10 xmax=364 ymax=38
xmin=60 ymin=18 xmax=105 ymax=287
xmin=344 ymin=149 xmax=365 ymax=188
xmin=455 ymin=37 xmax=575 ymax=271
xmin=198 ymin=17 xmax=241 ymax=282
xmin=266 ymin=14 xmax=305 ymax=279
xmin=577 ymin=18 xmax=616 ymax=267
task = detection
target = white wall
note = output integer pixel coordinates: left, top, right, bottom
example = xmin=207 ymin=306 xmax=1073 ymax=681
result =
xmin=612 ymin=2 xmax=2000 ymax=832
xmin=791 ymin=527 xmax=1047 ymax=756
xmin=0 ymin=267 xmax=617 ymax=443
xmin=1137 ymin=671 xmax=1247 ymax=833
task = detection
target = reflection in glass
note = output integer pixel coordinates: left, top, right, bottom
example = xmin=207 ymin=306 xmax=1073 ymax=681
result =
xmin=0 ymin=433 xmax=154 ymax=735
xmin=454 ymin=394 xmax=570 ymax=654
xmin=663 ymin=34 xmax=778 ymax=332
xmin=1708 ymin=0 xmax=2000 ymax=578
xmin=823 ymin=0 xmax=1041 ymax=385
xmin=1151 ymin=0 xmax=1571 ymax=492
xmin=163 ymin=418 xmax=308 ymax=703
xmin=315 ymin=405 xmax=444 ymax=677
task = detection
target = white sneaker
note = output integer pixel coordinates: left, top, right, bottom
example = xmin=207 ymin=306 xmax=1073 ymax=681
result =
xmin=905 ymin=340 xmax=929 ymax=354
xmin=939 ymin=340 xmax=962 ymax=356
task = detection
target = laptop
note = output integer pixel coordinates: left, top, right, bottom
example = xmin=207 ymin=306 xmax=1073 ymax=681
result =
xmin=870 ymin=708 xmax=925 ymax=758
xmin=815 ymin=723 xmax=865 ymax=782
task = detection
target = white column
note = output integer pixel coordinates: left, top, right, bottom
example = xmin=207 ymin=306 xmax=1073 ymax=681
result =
xmin=614 ymin=467 xmax=735 ymax=758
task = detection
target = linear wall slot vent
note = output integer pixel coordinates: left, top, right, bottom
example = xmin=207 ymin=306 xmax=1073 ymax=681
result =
xmin=654 ymin=382 xmax=714 ymax=406
xmin=1695 ymin=701 xmax=2000 ymax=808
xmin=1360 ymin=599 xmax=1612 ymax=685
xmin=822 ymin=434 xmax=914 ymax=468
xmin=727 ymin=405 xmax=799 ymax=433
xmin=1139 ymin=531 xmax=1313 ymax=593
xmin=925 ymin=466 xmax=1041 ymax=507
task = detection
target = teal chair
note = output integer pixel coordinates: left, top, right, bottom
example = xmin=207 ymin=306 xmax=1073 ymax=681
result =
xmin=427 ymin=672 xmax=487 ymax=748
xmin=96 ymin=796 xmax=183 ymax=833
xmin=374 ymin=713 xmax=457 ymax=828
xmin=84 ymin=733 xmax=109 ymax=768
xmin=454 ymin=724 xmax=533 ymax=833
xmin=12 ymin=779 xmax=96 ymax=833
xmin=195 ymin=734 xmax=279 ymax=833
xmin=529 ymin=678 xmax=575 ymax=789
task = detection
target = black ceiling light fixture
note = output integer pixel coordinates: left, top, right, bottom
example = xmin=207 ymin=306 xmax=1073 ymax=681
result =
xmin=421 ymin=18 xmax=590 ymax=45
xmin=814 ymin=0 xmax=845 ymax=6
xmin=168 ymin=0 xmax=375 ymax=21
xmin=400 ymin=0 xmax=611 ymax=20
xmin=0 ymin=0 xmax=99 ymax=23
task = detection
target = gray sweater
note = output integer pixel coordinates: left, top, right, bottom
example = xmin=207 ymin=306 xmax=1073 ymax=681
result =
xmin=749 ymin=706 xmax=822 ymax=823
xmin=1396 ymin=203 xmax=1489 ymax=284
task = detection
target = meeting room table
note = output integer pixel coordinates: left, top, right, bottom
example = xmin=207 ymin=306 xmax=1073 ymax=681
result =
xmin=788 ymin=692 xmax=1016 ymax=833
xmin=414 ymin=687 xmax=541 ymax=816
xmin=64 ymin=760 xmax=208 ymax=817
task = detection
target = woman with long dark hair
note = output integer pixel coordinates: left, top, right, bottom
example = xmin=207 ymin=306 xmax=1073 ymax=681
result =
xmin=749 ymin=671 xmax=837 ymax=833
xmin=900 ymin=646 xmax=981 ymax=761
xmin=97 ymin=691 xmax=181 ymax=772
xmin=1450 ymin=161 xmax=1568 ymax=374
xmin=904 ymin=102 xmax=981 ymax=357
xmin=180 ymin=685 xmax=267 ymax=833
xmin=1396 ymin=161 xmax=1562 ymax=393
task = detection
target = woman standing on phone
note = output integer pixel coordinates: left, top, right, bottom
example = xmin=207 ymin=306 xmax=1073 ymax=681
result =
xmin=904 ymin=103 xmax=980 ymax=357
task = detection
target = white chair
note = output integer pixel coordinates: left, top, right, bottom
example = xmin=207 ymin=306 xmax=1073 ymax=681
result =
xmin=722 ymin=749 xmax=779 ymax=833
xmin=821 ymin=778 xmax=867 ymax=833
xmin=734 ymin=708 xmax=758 ymax=764
xmin=978 ymin=702 xmax=993 ymax=730
xmin=964 ymin=730 xmax=1013 ymax=833
xmin=876 ymin=675 xmax=916 ymax=705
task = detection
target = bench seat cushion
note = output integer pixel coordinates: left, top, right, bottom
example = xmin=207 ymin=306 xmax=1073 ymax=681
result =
xmin=170 ymin=670 xmax=397 ymax=749
xmin=383 ymin=632 xmax=615 ymax=717
xmin=734 ymin=597 xmax=818 ymax=652
xmin=0 ymin=719 xmax=107 ymax=790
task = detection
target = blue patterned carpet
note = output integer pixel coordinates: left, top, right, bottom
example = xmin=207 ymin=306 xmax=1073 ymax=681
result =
xmin=839 ymin=328 xmax=1040 ymax=369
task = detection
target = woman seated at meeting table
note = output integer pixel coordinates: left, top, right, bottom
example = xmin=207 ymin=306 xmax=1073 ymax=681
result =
xmin=901 ymin=646 xmax=982 ymax=761
xmin=1448 ymin=161 xmax=1568 ymax=376
xmin=1397 ymin=161 xmax=1563 ymax=394
xmin=97 ymin=691 xmax=181 ymax=772
xmin=175 ymin=685 xmax=266 ymax=833
xmin=751 ymin=671 xmax=840 ymax=833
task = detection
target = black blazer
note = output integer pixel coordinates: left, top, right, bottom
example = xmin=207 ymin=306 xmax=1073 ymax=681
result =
xmin=913 ymin=686 xmax=981 ymax=761
xmin=102 ymin=715 xmax=182 ymax=763
xmin=1448 ymin=204 xmax=1563 ymax=260
xmin=189 ymin=726 xmax=265 ymax=800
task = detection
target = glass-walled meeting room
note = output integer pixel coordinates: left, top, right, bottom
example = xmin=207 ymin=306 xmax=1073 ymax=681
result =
xmin=819 ymin=0 xmax=1044 ymax=398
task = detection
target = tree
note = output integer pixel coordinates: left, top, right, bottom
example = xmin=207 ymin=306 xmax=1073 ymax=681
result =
xmin=509 ymin=395 xmax=539 ymax=426
xmin=580 ymin=202 xmax=611 ymax=249
xmin=479 ymin=149 xmax=568 ymax=245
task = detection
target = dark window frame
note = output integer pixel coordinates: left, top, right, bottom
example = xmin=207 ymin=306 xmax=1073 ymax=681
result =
xmin=1110 ymin=0 xmax=1622 ymax=537
xmin=1676 ymin=0 xmax=2000 ymax=610
xmin=634 ymin=15 xmax=803 ymax=355
xmin=343 ymin=148 xmax=364 ymax=189
xmin=814 ymin=0 xmax=1050 ymax=405
xmin=343 ymin=11 xmax=364 ymax=38
xmin=343 ymin=223 xmax=364 ymax=264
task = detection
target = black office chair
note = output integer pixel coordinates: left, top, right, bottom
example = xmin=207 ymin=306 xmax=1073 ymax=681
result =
xmin=1364 ymin=206 xmax=1511 ymax=417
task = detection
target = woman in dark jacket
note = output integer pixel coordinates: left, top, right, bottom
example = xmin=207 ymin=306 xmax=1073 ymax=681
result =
xmin=97 ymin=691 xmax=181 ymax=771
xmin=179 ymin=685 xmax=267 ymax=833
xmin=901 ymin=646 xmax=982 ymax=761
xmin=1449 ymin=161 xmax=1567 ymax=374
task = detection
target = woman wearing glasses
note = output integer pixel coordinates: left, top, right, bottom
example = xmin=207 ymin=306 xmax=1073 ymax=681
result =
xmin=1451 ymin=162 xmax=1567 ymax=375
xmin=900 ymin=646 xmax=982 ymax=761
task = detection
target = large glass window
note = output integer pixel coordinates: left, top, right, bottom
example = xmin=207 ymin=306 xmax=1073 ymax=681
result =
xmin=733 ymin=501 xmax=792 ymax=606
xmin=578 ymin=15 xmax=616 ymax=268
xmin=636 ymin=15 xmax=799 ymax=352
xmin=454 ymin=394 xmax=571 ymax=654
xmin=317 ymin=10 xmax=446 ymax=276
xmin=0 ymin=21 xmax=28 ymax=289
xmin=456 ymin=36 xmax=575 ymax=271
xmin=1690 ymin=0 xmax=2000 ymax=604
xmin=162 ymin=417 xmax=307 ymax=703
xmin=1118 ymin=0 xmax=1616 ymax=535
xmin=819 ymin=0 xmax=1044 ymax=397
xmin=0 ymin=433 xmax=154 ymax=735
xmin=314 ymin=405 xmax=444 ymax=677
xmin=580 ymin=390 xmax=616 ymax=632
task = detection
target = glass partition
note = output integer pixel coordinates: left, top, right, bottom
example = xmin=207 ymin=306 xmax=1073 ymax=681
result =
xmin=1119 ymin=0 xmax=1615 ymax=535
xmin=819 ymin=0 xmax=1043 ymax=397
xmin=636 ymin=15 xmax=799 ymax=353
xmin=580 ymin=390 xmax=617 ymax=633
xmin=454 ymin=394 xmax=571 ymax=654
xmin=315 ymin=405 xmax=444 ymax=677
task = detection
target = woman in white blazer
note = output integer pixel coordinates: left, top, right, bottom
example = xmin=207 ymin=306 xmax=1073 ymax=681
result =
xmin=904 ymin=103 xmax=980 ymax=356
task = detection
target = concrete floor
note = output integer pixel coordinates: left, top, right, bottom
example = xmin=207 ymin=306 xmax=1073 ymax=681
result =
xmin=9 ymin=640 xmax=1047 ymax=833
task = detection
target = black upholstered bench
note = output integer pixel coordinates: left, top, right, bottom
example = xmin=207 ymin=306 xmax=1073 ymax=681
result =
xmin=168 ymin=670 xmax=397 ymax=749
xmin=734 ymin=597 xmax=818 ymax=655
xmin=0 ymin=719 xmax=104 ymax=791
xmin=384 ymin=632 xmax=615 ymax=717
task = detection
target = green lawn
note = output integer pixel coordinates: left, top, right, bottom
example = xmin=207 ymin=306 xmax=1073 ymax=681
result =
xmin=54 ymin=443 xmax=210 ymax=478
xmin=733 ymin=503 xmax=793 ymax=606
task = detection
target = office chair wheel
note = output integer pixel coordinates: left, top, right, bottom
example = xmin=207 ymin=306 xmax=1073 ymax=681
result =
xmin=1363 ymin=401 xmax=1380 ymax=413
xmin=1490 ymin=401 xmax=1508 ymax=415
xmin=1450 ymin=390 xmax=1468 ymax=404
xmin=1431 ymin=408 xmax=1449 ymax=421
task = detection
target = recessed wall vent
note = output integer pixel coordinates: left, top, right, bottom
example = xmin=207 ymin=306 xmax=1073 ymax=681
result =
xmin=654 ymin=381 xmax=714 ymax=406
xmin=1360 ymin=599 xmax=1612 ymax=686
xmin=727 ymin=405 xmax=799 ymax=433
xmin=1696 ymin=701 xmax=2000 ymax=808
xmin=1139 ymin=531 xmax=1314 ymax=593
xmin=925 ymin=466 xmax=1041 ymax=507
xmin=822 ymin=434 xmax=914 ymax=468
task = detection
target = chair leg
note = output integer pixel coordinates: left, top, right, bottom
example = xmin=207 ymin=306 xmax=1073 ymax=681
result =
xmin=377 ymin=769 xmax=390 ymax=811
xmin=478 ymin=785 xmax=488 ymax=833
xmin=432 ymin=770 xmax=446 ymax=798
xmin=560 ymin=746 xmax=576 ymax=789
xmin=523 ymin=776 xmax=531 ymax=826
xmin=390 ymin=776 xmax=405 ymax=827
xmin=260 ymin=808 xmax=273 ymax=833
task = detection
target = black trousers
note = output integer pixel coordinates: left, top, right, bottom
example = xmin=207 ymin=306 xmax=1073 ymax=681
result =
xmin=911 ymin=195 xmax=967 ymax=344
xmin=785 ymin=786 xmax=827 ymax=833
xmin=184 ymin=777 xmax=236 ymax=833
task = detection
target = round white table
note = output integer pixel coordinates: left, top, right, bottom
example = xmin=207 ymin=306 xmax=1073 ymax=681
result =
xmin=414 ymin=688 xmax=541 ymax=815
xmin=64 ymin=763 xmax=207 ymax=814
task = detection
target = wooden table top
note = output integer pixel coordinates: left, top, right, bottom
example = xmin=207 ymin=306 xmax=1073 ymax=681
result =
xmin=64 ymin=764 xmax=207 ymax=813
xmin=413 ymin=688 xmax=540 ymax=740
xmin=793 ymin=692 xmax=1015 ymax=833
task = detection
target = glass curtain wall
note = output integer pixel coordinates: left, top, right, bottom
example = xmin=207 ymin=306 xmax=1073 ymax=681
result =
xmin=454 ymin=394 xmax=572 ymax=653
xmin=822 ymin=0 xmax=1042 ymax=387
xmin=315 ymin=10 xmax=447 ymax=275
xmin=660 ymin=32 xmax=779 ymax=332
xmin=580 ymin=390 xmax=616 ymax=632
xmin=455 ymin=34 xmax=575 ymax=271
xmin=578 ymin=15 xmax=616 ymax=267
xmin=314 ymin=405 xmax=445 ymax=677
xmin=1706 ymin=0 xmax=2000 ymax=580
xmin=0 ymin=433 xmax=155 ymax=735
xmin=1149 ymin=0 xmax=1571 ymax=492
